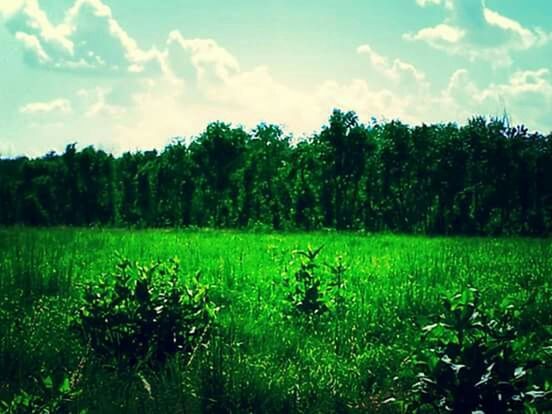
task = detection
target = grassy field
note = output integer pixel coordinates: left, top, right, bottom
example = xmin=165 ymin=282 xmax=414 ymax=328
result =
xmin=0 ymin=228 xmax=551 ymax=413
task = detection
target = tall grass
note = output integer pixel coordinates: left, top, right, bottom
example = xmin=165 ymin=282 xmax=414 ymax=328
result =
xmin=0 ymin=228 xmax=550 ymax=412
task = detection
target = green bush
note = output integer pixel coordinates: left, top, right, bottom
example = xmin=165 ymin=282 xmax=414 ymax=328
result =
xmin=283 ymin=245 xmax=329 ymax=319
xmin=74 ymin=257 xmax=217 ymax=368
xmin=405 ymin=288 xmax=550 ymax=413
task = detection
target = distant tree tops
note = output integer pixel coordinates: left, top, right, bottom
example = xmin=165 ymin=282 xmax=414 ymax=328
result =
xmin=1 ymin=110 xmax=551 ymax=235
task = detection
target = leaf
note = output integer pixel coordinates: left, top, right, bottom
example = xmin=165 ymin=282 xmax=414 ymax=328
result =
xmin=59 ymin=377 xmax=71 ymax=394
xmin=422 ymin=323 xmax=439 ymax=333
xmin=514 ymin=366 xmax=526 ymax=379
xmin=43 ymin=375 xmax=53 ymax=390
xmin=525 ymin=390 xmax=546 ymax=399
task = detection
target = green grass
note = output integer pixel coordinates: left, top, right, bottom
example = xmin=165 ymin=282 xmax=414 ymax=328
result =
xmin=0 ymin=228 xmax=550 ymax=413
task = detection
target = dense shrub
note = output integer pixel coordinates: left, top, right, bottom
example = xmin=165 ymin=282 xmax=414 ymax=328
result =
xmin=403 ymin=288 xmax=551 ymax=413
xmin=283 ymin=246 xmax=329 ymax=319
xmin=74 ymin=257 xmax=217 ymax=368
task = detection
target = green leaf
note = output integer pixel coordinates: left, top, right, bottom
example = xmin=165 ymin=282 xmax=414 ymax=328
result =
xmin=59 ymin=377 xmax=71 ymax=394
xmin=43 ymin=375 xmax=53 ymax=390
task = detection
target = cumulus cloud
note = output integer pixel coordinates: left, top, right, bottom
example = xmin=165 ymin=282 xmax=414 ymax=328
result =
xmin=3 ymin=0 xmax=551 ymax=156
xmin=3 ymin=0 xmax=163 ymax=73
xmin=477 ymin=69 xmax=552 ymax=129
xmin=4 ymin=0 xmax=428 ymax=131
xmin=2 ymin=0 xmax=248 ymax=89
xmin=406 ymin=0 xmax=552 ymax=66
xmin=108 ymin=40 xmax=430 ymax=148
xmin=434 ymin=67 xmax=552 ymax=130
xmin=356 ymin=44 xmax=428 ymax=95
xmin=404 ymin=24 xmax=465 ymax=44
xmin=166 ymin=31 xmax=240 ymax=84
xmin=14 ymin=31 xmax=50 ymax=63
xmin=316 ymin=79 xmax=415 ymax=124
xmin=19 ymin=98 xmax=72 ymax=114
xmin=0 ymin=1 xmax=25 ymax=18
xmin=77 ymin=87 xmax=126 ymax=118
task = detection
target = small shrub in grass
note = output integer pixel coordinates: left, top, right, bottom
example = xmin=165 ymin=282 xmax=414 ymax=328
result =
xmin=283 ymin=245 xmax=329 ymax=319
xmin=74 ymin=256 xmax=217 ymax=368
xmin=401 ymin=288 xmax=550 ymax=413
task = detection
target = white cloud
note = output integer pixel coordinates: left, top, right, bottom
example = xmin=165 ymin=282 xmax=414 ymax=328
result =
xmin=316 ymin=79 xmax=414 ymax=123
xmin=0 ymin=0 xmax=25 ymax=18
xmin=477 ymin=69 xmax=552 ymax=128
xmin=403 ymin=24 xmax=464 ymax=44
xmin=356 ymin=44 xmax=428 ymax=94
xmin=406 ymin=0 xmax=552 ymax=66
xmin=77 ymin=87 xmax=126 ymax=118
xmin=483 ymin=8 xmax=550 ymax=49
xmin=8 ymin=61 xmax=552 ymax=156
xmin=166 ymin=31 xmax=240 ymax=84
xmin=204 ymin=65 xmax=323 ymax=133
xmin=7 ymin=0 xmax=73 ymax=54
xmin=15 ymin=31 xmax=50 ymax=63
xmin=415 ymin=0 xmax=453 ymax=9
xmin=433 ymin=68 xmax=552 ymax=130
xmin=4 ymin=0 xmax=163 ymax=73
xmin=109 ymin=41 xmax=433 ymax=149
xmin=3 ymin=0 xmax=552 ymax=157
xmin=3 ymin=0 xmax=245 ymax=87
xmin=357 ymin=44 xmax=426 ymax=81
xmin=356 ymin=44 xmax=388 ymax=67
xmin=19 ymin=98 xmax=72 ymax=114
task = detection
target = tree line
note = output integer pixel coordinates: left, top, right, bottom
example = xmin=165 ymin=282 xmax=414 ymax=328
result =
xmin=1 ymin=110 xmax=551 ymax=235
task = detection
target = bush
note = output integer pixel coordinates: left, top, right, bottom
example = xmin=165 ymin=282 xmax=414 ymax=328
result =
xmin=74 ymin=257 xmax=217 ymax=368
xmin=283 ymin=245 xmax=329 ymax=319
xmin=404 ymin=288 xmax=550 ymax=413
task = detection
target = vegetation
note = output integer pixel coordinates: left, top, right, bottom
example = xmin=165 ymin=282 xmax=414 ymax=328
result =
xmin=75 ymin=257 xmax=216 ymax=368
xmin=405 ymin=288 xmax=550 ymax=412
xmin=0 ymin=229 xmax=550 ymax=412
xmin=1 ymin=110 xmax=552 ymax=235
xmin=1 ymin=110 xmax=551 ymax=411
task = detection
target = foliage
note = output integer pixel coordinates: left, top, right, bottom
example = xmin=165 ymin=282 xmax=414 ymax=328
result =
xmin=74 ymin=256 xmax=216 ymax=368
xmin=1 ymin=110 xmax=552 ymax=235
xmin=1 ymin=229 xmax=550 ymax=412
xmin=0 ymin=371 xmax=78 ymax=414
xmin=404 ymin=288 xmax=551 ymax=413
xmin=283 ymin=245 xmax=329 ymax=319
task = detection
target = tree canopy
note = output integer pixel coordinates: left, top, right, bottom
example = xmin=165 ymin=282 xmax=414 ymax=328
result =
xmin=1 ymin=110 xmax=551 ymax=235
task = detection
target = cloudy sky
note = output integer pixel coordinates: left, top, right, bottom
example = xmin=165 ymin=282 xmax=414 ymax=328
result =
xmin=1 ymin=0 xmax=551 ymax=156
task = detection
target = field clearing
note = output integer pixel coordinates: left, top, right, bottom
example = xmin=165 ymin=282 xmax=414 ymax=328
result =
xmin=1 ymin=228 xmax=551 ymax=412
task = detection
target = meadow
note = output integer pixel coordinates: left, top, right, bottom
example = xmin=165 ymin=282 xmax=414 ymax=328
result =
xmin=0 ymin=228 xmax=550 ymax=413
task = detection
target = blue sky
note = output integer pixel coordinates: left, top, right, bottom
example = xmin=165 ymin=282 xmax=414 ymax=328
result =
xmin=0 ymin=0 xmax=551 ymax=156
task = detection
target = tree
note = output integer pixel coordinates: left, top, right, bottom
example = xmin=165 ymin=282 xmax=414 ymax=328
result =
xmin=0 ymin=110 xmax=550 ymax=235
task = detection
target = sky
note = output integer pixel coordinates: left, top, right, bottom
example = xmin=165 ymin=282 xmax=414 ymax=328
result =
xmin=0 ymin=0 xmax=551 ymax=156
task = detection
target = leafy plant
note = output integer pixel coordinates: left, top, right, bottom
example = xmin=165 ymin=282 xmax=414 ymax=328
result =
xmin=74 ymin=256 xmax=217 ymax=368
xmin=405 ymin=288 xmax=550 ymax=413
xmin=283 ymin=245 xmax=329 ymax=319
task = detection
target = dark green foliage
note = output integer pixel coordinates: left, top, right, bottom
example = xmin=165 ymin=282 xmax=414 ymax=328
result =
xmin=283 ymin=245 xmax=329 ymax=318
xmin=75 ymin=257 xmax=216 ymax=367
xmin=0 ymin=371 xmax=77 ymax=414
xmin=405 ymin=288 xmax=551 ymax=413
xmin=1 ymin=110 xmax=552 ymax=235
